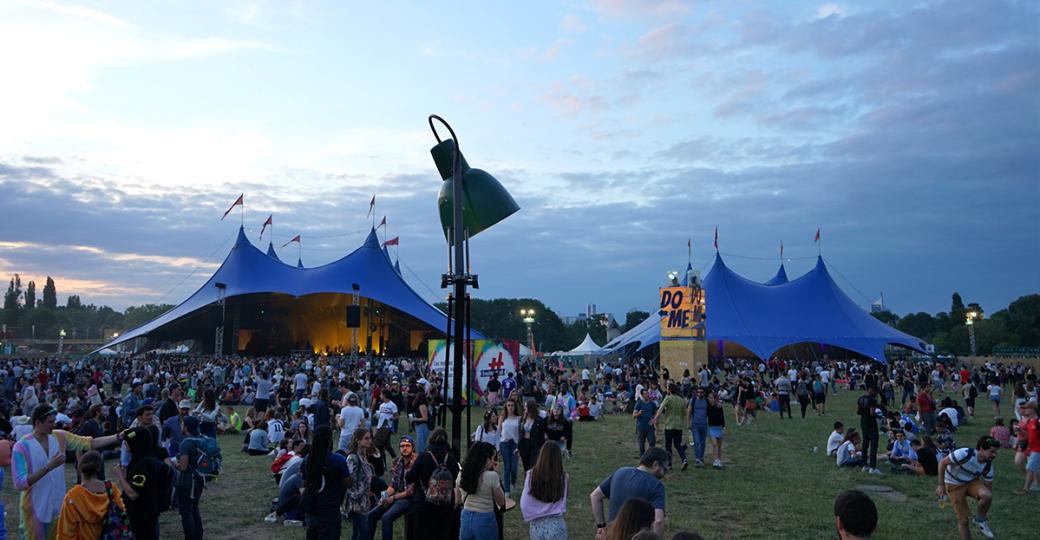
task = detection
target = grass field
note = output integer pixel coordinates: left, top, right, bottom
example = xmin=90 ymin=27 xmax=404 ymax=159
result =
xmin=2 ymin=388 xmax=1035 ymax=539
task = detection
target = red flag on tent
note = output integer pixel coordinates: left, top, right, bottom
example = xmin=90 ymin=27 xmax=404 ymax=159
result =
xmin=221 ymin=194 xmax=243 ymax=220
xmin=259 ymin=215 xmax=273 ymax=239
xmin=377 ymin=216 xmax=386 ymax=229
xmin=366 ymin=195 xmax=375 ymax=219
xmin=713 ymin=226 xmax=718 ymax=250
xmin=282 ymin=234 xmax=301 ymax=248
xmin=383 ymin=236 xmax=399 ymax=247
xmin=814 ymin=228 xmax=821 ymax=243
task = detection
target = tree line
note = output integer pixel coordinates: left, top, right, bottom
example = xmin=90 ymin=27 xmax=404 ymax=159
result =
xmin=871 ymin=292 xmax=1040 ymax=356
xmin=1 ymin=273 xmax=172 ymax=340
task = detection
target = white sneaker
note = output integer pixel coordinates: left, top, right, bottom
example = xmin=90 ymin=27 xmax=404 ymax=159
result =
xmin=973 ymin=517 xmax=994 ymax=538
xmin=862 ymin=466 xmax=870 ymax=473
xmin=284 ymin=520 xmax=303 ymax=527
xmin=869 ymin=468 xmax=884 ymax=476
xmin=264 ymin=512 xmax=278 ymax=524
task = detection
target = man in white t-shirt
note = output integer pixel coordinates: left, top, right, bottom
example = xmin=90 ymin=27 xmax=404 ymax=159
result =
xmin=827 ymin=421 xmax=845 ymax=457
xmin=376 ymin=391 xmax=399 ymax=430
xmin=936 ymin=437 xmax=999 ymax=540
xmin=337 ymin=393 xmax=366 ymax=451
xmin=293 ymin=371 xmax=309 ymax=398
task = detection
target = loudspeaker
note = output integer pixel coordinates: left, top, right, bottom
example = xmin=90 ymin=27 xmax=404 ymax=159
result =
xmin=346 ymin=306 xmax=361 ymax=328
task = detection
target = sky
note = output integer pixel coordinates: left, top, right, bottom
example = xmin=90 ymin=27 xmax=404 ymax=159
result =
xmin=0 ymin=0 xmax=1037 ymax=324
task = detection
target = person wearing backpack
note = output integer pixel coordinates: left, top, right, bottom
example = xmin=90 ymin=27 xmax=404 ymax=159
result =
xmin=936 ymin=436 xmax=1000 ymax=539
xmin=455 ymin=441 xmax=506 ymax=540
xmin=405 ymin=427 xmax=461 ymax=540
xmin=55 ymin=451 xmax=127 ymax=540
xmin=168 ymin=415 xmax=211 ymax=540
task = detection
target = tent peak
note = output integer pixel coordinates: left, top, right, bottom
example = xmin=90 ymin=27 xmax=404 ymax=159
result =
xmin=363 ymin=228 xmax=380 ymax=249
xmin=234 ymin=227 xmax=250 ymax=247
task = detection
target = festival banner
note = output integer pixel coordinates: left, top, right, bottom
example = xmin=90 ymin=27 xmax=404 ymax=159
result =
xmin=471 ymin=339 xmax=520 ymax=397
xmin=427 ymin=339 xmax=470 ymax=402
xmin=659 ymin=285 xmax=706 ymax=340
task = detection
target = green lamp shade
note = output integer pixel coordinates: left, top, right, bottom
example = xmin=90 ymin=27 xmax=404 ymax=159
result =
xmin=431 ymin=139 xmax=520 ymax=239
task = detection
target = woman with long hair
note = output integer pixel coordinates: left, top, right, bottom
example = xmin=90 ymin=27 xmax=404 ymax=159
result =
xmin=474 ymin=408 xmax=500 ymax=447
xmin=303 ymin=426 xmax=352 ymax=540
xmin=405 ymin=427 xmax=460 ymax=540
xmin=520 ymin=441 xmax=569 ymax=540
xmin=544 ymin=406 xmax=573 ymax=456
xmin=498 ymin=400 xmax=521 ymax=497
xmin=296 ymin=420 xmax=311 ymax=442
xmin=518 ymin=400 xmax=546 ymax=473
xmin=344 ymin=427 xmax=374 ymax=540
xmin=706 ymin=389 xmax=727 ymax=469
xmin=604 ymin=498 xmax=654 ymax=540
xmin=411 ymin=392 xmax=431 ymax=454
xmin=456 ymin=441 xmax=505 ymax=540
xmin=195 ymin=389 xmax=219 ymax=438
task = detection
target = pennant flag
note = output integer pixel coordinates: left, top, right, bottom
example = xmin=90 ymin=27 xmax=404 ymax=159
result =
xmin=383 ymin=236 xmax=399 ymax=247
xmin=282 ymin=234 xmax=301 ymax=248
xmin=713 ymin=226 xmax=718 ymax=250
xmin=814 ymin=228 xmax=821 ymax=243
xmin=221 ymin=194 xmax=243 ymax=220
xmin=378 ymin=216 xmax=386 ymax=229
xmin=259 ymin=215 xmax=273 ymax=239
xmin=366 ymin=195 xmax=375 ymax=219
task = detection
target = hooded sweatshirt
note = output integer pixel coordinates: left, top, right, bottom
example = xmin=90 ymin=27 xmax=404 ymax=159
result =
xmin=56 ymin=483 xmax=125 ymax=540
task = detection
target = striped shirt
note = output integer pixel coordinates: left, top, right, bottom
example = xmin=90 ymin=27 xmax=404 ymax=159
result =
xmin=943 ymin=447 xmax=994 ymax=485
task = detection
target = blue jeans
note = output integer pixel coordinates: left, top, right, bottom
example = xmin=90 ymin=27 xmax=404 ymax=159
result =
xmin=690 ymin=424 xmax=708 ymax=462
xmin=349 ymin=511 xmax=369 ymax=540
xmin=415 ymin=423 xmax=429 ymax=455
xmin=499 ymin=439 xmax=519 ymax=494
xmin=367 ymin=499 xmax=411 ymax=540
xmin=459 ymin=509 xmax=498 ymax=540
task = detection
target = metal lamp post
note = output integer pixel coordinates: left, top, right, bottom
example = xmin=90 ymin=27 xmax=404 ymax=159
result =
xmin=520 ymin=308 xmax=536 ymax=362
xmin=428 ymin=114 xmax=519 ymax=455
xmin=58 ymin=328 xmax=66 ymax=354
xmin=966 ymin=311 xmax=978 ymax=357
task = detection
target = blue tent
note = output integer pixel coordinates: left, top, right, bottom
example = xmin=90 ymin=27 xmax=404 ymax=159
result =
xmin=599 ymin=254 xmax=928 ymax=361
xmin=764 ymin=264 xmax=789 ymax=286
xmin=97 ymin=227 xmax=462 ymax=353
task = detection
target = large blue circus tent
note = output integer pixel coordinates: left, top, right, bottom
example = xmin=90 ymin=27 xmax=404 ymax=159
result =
xmin=96 ymin=227 xmax=461 ymax=356
xmin=600 ymin=254 xmax=928 ymax=362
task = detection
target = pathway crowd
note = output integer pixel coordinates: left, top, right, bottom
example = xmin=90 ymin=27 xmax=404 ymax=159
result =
xmin=0 ymin=352 xmax=1034 ymax=540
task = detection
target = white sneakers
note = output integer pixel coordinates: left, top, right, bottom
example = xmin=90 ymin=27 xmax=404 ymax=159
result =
xmin=264 ymin=512 xmax=278 ymax=524
xmin=973 ymin=517 xmax=994 ymax=538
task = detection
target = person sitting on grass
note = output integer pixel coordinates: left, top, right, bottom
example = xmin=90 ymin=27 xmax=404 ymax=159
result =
xmin=836 ymin=429 xmax=864 ymax=468
xmin=244 ymin=421 xmax=270 ymax=456
xmin=988 ymin=417 xmax=1011 ymax=448
xmin=884 ymin=430 xmax=915 ymax=467
xmin=834 ymin=489 xmax=877 ymax=540
xmin=934 ymin=417 xmax=956 ymax=459
xmin=827 ymin=422 xmax=845 ymax=457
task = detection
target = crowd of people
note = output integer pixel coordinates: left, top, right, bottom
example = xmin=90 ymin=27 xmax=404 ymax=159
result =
xmin=0 ymin=352 xmax=1034 ymax=539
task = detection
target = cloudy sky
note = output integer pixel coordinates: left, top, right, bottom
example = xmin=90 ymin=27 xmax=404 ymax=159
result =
xmin=0 ymin=0 xmax=1037 ymax=324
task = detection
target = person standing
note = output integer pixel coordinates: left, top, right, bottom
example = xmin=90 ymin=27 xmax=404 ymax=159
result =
xmin=706 ymin=390 xmax=727 ymax=469
xmin=521 ymin=442 xmax=569 ymax=540
xmin=686 ymin=386 xmax=710 ymax=469
xmin=653 ymin=383 xmax=688 ymax=470
xmin=405 ymin=428 xmax=461 ymax=540
xmin=936 ymin=436 xmax=1000 ymax=540
xmin=455 ymin=441 xmax=506 ymax=540
xmin=857 ymin=386 xmax=883 ymax=475
xmin=498 ymin=400 xmax=521 ymax=497
xmin=589 ymin=447 xmax=669 ymax=538
xmin=337 ymin=393 xmax=366 ymax=452
xmin=303 ymin=426 xmax=352 ymax=540
xmin=12 ymin=404 xmax=122 ymax=540
xmin=918 ymin=384 xmax=937 ymax=435
xmin=410 ymin=392 xmax=431 ymax=455
xmin=519 ymin=400 xmax=546 ymax=473
xmin=774 ymin=373 xmax=792 ymax=419
xmin=632 ymin=389 xmax=657 ymax=457
xmin=344 ymin=428 xmax=375 ymax=540
xmin=1013 ymin=401 xmax=1039 ymax=496
xmin=167 ymin=416 xmax=207 ymax=540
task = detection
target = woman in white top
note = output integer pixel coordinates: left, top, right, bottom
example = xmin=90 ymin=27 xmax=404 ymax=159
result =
xmin=498 ymin=400 xmax=521 ymax=496
xmin=473 ymin=408 xmax=501 ymax=448
xmin=455 ymin=442 xmax=505 ymax=540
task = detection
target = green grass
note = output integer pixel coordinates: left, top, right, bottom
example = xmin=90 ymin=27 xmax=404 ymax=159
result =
xmin=3 ymin=389 xmax=1035 ymax=539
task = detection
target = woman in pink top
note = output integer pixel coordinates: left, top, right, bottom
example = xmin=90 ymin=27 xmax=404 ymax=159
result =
xmin=990 ymin=417 xmax=1012 ymax=448
xmin=520 ymin=441 xmax=569 ymax=540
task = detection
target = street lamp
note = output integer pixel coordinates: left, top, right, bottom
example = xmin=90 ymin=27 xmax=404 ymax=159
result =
xmin=965 ymin=311 xmax=979 ymax=357
xmin=520 ymin=308 xmax=536 ymax=362
xmin=428 ymin=114 xmax=520 ymax=456
xmin=58 ymin=328 xmax=66 ymax=354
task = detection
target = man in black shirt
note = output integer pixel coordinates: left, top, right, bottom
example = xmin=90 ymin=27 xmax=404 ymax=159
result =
xmin=158 ymin=382 xmax=183 ymax=425
xmin=857 ymin=386 xmax=884 ymax=475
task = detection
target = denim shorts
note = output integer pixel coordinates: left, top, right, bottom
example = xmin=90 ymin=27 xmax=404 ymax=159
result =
xmin=1027 ymin=451 xmax=1040 ymax=472
xmin=709 ymin=426 xmax=724 ymax=439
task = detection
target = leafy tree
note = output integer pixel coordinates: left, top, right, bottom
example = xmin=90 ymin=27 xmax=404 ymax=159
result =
xmin=123 ymin=304 xmax=174 ymax=330
xmin=24 ymin=280 xmax=36 ymax=309
xmin=897 ymin=312 xmax=936 ymax=341
xmin=950 ymin=292 xmax=966 ymax=326
xmin=42 ymin=277 xmax=57 ymax=309
xmin=624 ymin=310 xmax=650 ymax=332
xmin=871 ymin=310 xmax=900 ymax=326
xmin=66 ymin=295 xmax=82 ymax=309
xmin=989 ymin=294 xmax=1040 ymax=347
xmin=3 ymin=274 xmax=22 ymax=310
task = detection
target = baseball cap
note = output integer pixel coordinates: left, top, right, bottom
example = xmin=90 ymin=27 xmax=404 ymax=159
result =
xmin=178 ymin=400 xmax=192 ymax=410
xmin=347 ymin=394 xmax=359 ymax=404
xmin=399 ymin=435 xmax=414 ymax=446
xmin=299 ymin=398 xmax=313 ymax=408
